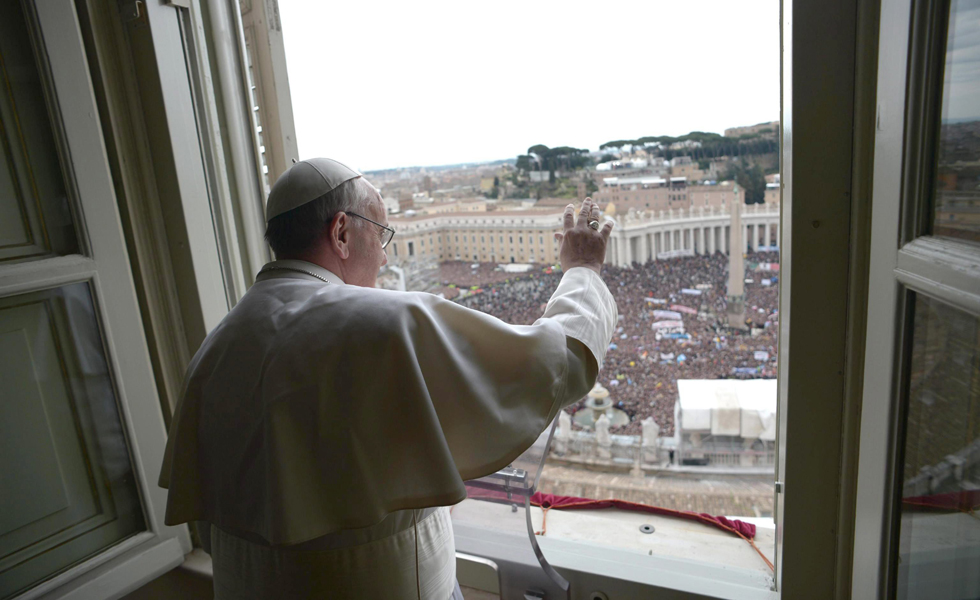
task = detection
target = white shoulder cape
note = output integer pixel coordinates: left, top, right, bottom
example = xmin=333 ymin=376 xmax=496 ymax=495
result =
xmin=160 ymin=262 xmax=616 ymax=546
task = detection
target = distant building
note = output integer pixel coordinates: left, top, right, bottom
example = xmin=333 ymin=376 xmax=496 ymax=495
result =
xmin=765 ymin=183 xmax=781 ymax=205
xmin=592 ymin=175 xmax=690 ymax=213
xmin=688 ymin=182 xmax=741 ymax=208
xmin=387 ymin=209 xmax=565 ymax=265
xmin=669 ymin=156 xmax=708 ymax=183
xmin=724 ymin=121 xmax=780 ymax=138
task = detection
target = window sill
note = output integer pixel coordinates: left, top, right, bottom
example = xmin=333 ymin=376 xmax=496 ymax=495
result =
xmin=453 ymin=500 xmax=776 ymax=600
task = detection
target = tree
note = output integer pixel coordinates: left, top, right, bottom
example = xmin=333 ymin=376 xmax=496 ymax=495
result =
xmin=721 ymin=160 xmax=767 ymax=204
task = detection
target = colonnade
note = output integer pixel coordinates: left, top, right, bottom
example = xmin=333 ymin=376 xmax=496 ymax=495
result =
xmin=605 ymin=205 xmax=780 ymax=267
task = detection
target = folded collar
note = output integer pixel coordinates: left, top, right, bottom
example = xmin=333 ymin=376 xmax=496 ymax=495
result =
xmin=256 ymin=259 xmax=346 ymax=285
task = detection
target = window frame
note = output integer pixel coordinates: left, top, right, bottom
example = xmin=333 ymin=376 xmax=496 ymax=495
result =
xmin=851 ymin=0 xmax=980 ymax=595
xmin=2 ymin=2 xmax=192 ymax=598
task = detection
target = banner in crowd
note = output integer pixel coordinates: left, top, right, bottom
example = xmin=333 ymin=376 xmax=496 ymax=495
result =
xmin=755 ymin=262 xmax=780 ymax=272
xmin=756 ymin=245 xmax=779 ymax=252
xmin=754 ymin=351 xmax=770 ymax=361
xmin=651 ymin=320 xmax=685 ymax=331
xmin=657 ymin=248 xmax=695 ymax=260
xmin=670 ymin=304 xmax=698 ymax=315
xmin=761 ymin=279 xmax=773 ymax=286
xmin=657 ymin=332 xmax=691 ymax=341
xmin=680 ymin=288 xmax=702 ymax=296
xmin=644 ymin=297 xmax=668 ymax=304
xmin=695 ymin=284 xmax=713 ymax=290
xmin=734 ymin=366 xmax=762 ymax=374
xmin=653 ymin=310 xmax=683 ymax=320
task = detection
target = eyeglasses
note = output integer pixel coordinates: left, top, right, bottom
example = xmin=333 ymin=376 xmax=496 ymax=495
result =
xmin=346 ymin=212 xmax=396 ymax=249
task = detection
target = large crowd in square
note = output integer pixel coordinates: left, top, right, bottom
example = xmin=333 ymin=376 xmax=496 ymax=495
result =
xmin=447 ymin=252 xmax=780 ymax=436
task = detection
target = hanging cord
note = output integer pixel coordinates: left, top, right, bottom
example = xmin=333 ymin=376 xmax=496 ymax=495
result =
xmin=413 ymin=509 xmax=421 ymax=600
xmin=535 ymin=506 xmax=553 ymax=536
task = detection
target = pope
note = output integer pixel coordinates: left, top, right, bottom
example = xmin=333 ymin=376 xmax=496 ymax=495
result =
xmin=159 ymin=158 xmax=618 ymax=600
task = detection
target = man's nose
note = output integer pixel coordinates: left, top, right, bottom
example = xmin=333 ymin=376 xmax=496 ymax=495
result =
xmin=382 ymin=250 xmax=388 ymax=266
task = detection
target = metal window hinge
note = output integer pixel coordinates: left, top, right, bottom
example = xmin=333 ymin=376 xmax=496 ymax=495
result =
xmin=775 ymin=481 xmax=784 ymax=493
xmin=165 ymin=0 xmax=191 ymax=7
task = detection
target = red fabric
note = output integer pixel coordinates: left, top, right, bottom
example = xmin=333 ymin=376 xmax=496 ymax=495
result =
xmin=903 ymin=490 xmax=980 ymax=512
xmin=463 ymin=485 xmax=757 ymax=540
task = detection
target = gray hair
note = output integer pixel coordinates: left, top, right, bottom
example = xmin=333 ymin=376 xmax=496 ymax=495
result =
xmin=264 ymin=177 xmax=373 ymax=257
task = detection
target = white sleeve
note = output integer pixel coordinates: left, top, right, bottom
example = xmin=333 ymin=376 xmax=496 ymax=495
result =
xmin=404 ymin=266 xmax=618 ymax=479
xmin=539 ymin=267 xmax=618 ymax=374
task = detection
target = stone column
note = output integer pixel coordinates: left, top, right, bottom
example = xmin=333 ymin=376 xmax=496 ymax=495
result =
xmin=695 ymin=227 xmax=703 ymax=255
xmin=638 ymin=231 xmax=649 ymax=264
xmin=596 ymin=414 xmax=612 ymax=460
xmin=624 ymin=234 xmax=633 ymax=265
xmin=744 ymin=223 xmax=750 ymax=253
xmin=556 ymin=410 xmax=571 ymax=455
xmin=642 ymin=417 xmax=660 ymax=464
xmin=765 ymin=223 xmax=771 ymax=247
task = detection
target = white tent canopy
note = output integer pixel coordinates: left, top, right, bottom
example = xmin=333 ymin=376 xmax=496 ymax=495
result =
xmin=675 ymin=379 xmax=777 ymax=441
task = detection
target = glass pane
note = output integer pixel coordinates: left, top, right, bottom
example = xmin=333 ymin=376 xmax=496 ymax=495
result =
xmin=0 ymin=0 xmax=79 ymax=263
xmin=896 ymin=295 xmax=980 ymax=600
xmin=932 ymin=0 xmax=980 ymax=243
xmin=0 ymin=283 xmax=145 ymax=599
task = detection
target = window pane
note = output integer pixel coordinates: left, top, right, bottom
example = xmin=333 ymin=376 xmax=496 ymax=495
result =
xmin=932 ymin=0 xmax=980 ymax=243
xmin=0 ymin=0 xmax=80 ymax=263
xmin=0 ymin=283 xmax=145 ymax=598
xmin=896 ymin=295 xmax=980 ymax=600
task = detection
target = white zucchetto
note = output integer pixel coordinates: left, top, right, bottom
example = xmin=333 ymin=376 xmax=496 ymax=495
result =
xmin=266 ymin=158 xmax=361 ymax=221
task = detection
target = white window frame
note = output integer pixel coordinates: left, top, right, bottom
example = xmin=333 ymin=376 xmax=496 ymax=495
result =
xmin=852 ymin=0 xmax=980 ymax=595
xmin=2 ymin=2 xmax=191 ymax=598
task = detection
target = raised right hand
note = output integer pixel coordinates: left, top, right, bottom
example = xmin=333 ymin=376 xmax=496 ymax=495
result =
xmin=554 ymin=198 xmax=613 ymax=275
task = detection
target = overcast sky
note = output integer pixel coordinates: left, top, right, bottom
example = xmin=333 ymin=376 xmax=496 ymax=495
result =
xmin=279 ymin=1 xmax=780 ymax=172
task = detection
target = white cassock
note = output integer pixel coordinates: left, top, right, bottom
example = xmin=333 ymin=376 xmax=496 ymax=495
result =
xmin=160 ymin=259 xmax=617 ymax=599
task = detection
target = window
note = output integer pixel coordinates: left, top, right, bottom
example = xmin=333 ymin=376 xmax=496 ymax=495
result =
xmin=853 ymin=0 xmax=980 ymax=597
xmin=279 ymin=1 xmax=790 ymax=597
xmin=0 ymin=3 xmax=190 ymax=596
xmin=408 ymin=241 xmax=415 ymax=256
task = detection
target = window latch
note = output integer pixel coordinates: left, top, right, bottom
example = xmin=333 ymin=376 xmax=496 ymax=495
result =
xmin=775 ymin=481 xmax=784 ymax=493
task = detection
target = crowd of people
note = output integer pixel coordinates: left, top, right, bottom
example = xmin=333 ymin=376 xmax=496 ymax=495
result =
xmin=450 ymin=252 xmax=780 ymax=436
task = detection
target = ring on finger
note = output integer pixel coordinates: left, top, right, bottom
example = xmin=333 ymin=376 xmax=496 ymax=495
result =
xmin=588 ymin=219 xmax=600 ymax=230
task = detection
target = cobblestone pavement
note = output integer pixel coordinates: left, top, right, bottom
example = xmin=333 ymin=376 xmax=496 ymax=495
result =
xmin=539 ymin=464 xmax=775 ymax=517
